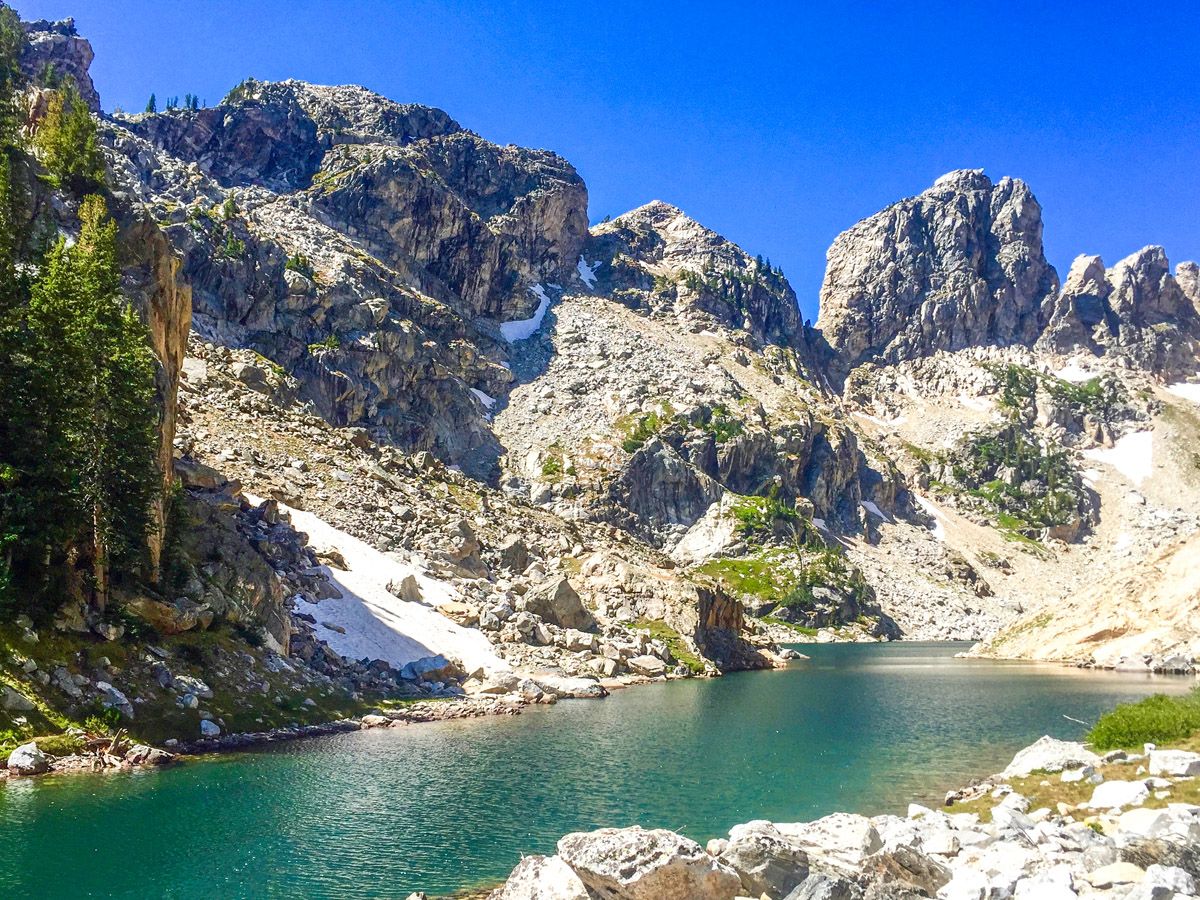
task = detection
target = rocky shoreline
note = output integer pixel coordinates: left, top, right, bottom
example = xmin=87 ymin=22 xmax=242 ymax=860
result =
xmin=1 ymin=696 xmax=532 ymax=780
xmin=477 ymin=736 xmax=1200 ymax=900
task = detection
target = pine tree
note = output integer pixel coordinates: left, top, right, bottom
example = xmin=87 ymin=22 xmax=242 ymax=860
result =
xmin=70 ymin=196 xmax=160 ymax=608
xmin=32 ymin=83 xmax=106 ymax=193
xmin=145 ymin=93 xmax=156 ymax=114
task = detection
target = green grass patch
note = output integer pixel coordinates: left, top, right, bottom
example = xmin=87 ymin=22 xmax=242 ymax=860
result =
xmin=695 ymin=555 xmax=793 ymax=603
xmin=632 ymin=619 xmax=705 ymax=674
xmin=1088 ymin=689 xmax=1200 ymax=751
xmin=760 ymin=616 xmax=817 ymax=636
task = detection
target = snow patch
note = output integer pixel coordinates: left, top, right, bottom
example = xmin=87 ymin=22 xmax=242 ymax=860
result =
xmin=282 ymin=506 xmax=507 ymax=675
xmin=1054 ymin=360 xmax=1096 ymax=383
xmin=913 ymin=495 xmax=946 ymax=542
xmin=1082 ymin=430 xmax=1154 ymax=487
xmin=860 ymin=500 xmax=891 ymax=522
xmin=576 ymin=257 xmax=599 ymax=289
xmin=470 ymin=388 xmax=497 ymax=410
xmin=500 ymin=285 xmax=551 ymax=342
xmin=1166 ymin=381 xmax=1200 ymax=404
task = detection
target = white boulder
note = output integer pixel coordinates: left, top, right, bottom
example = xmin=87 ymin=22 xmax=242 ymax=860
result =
xmin=487 ymin=854 xmax=591 ymax=900
xmin=1001 ymin=736 xmax=1100 ymax=778
xmin=774 ymin=813 xmax=883 ymax=878
xmin=1086 ymin=779 xmax=1149 ymax=810
xmin=6 ymin=741 xmax=49 ymax=775
xmin=1148 ymin=749 xmax=1200 ymax=777
xmin=556 ymin=826 xmax=742 ymax=900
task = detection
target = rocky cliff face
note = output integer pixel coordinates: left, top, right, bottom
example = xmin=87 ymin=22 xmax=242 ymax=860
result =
xmin=1040 ymin=247 xmax=1200 ymax=376
xmin=19 ymin=17 xmax=100 ymax=112
xmin=588 ymin=200 xmax=808 ymax=350
xmin=817 ymin=169 xmax=1059 ymax=371
xmin=101 ymin=79 xmax=588 ymax=475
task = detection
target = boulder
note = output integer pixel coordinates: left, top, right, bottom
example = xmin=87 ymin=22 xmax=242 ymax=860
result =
xmin=172 ymin=674 xmax=214 ymax=700
xmin=627 ymin=655 xmax=667 ymax=678
xmin=125 ymin=595 xmax=211 ymax=634
xmin=531 ymin=673 xmax=607 ymax=699
xmin=96 ymin=681 xmax=135 ymax=719
xmin=387 ymin=574 xmax=423 ymax=603
xmin=400 ymin=655 xmax=462 ymax=683
xmin=7 ymin=742 xmax=49 ymax=775
xmin=487 ymin=854 xmax=591 ymax=900
xmin=199 ymin=719 xmax=221 ymax=737
xmin=437 ymin=601 xmax=479 ymax=627
xmin=1001 ymin=736 xmax=1101 ymax=778
xmin=124 ymin=744 xmax=175 ymax=766
xmin=1148 ymin=749 xmax=1200 ymax=777
xmin=519 ymin=577 xmax=596 ymax=632
xmin=775 ymin=814 xmax=883 ymax=879
xmin=782 ymin=873 xmax=862 ymax=900
xmin=556 ymin=826 xmax=742 ymax=900
xmin=1087 ymin=780 xmax=1150 ymax=810
xmin=719 ymin=820 xmax=809 ymax=897
xmin=0 ymin=684 xmax=35 ymax=711
xmin=499 ymin=536 xmax=531 ymax=573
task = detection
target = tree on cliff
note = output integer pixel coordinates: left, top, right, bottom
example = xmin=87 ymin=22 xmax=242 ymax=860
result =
xmin=33 ymin=82 xmax=105 ymax=193
xmin=0 ymin=14 xmax=159 ymax=612
xmin=25 ymin=196 xmax=160 ymax=610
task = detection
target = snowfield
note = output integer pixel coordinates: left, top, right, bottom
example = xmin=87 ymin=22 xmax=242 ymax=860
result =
xmin=1082 ymin=430 xmax=1154 ymax=487
xmin=282 ymin=505 xmax=508 ymax=675
xmin=576 ymin=256 xmax=599 ymax=289
xmin=500 ymin=284 xmax=551 ymax=342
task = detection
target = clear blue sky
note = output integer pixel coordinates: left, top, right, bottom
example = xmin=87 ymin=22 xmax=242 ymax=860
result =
xmin=17 ymin=0 xmax=1200 ymax=320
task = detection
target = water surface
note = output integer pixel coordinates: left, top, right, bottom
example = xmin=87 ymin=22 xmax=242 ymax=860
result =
xmin=0 ymin=642 xmax=1191 ymax=897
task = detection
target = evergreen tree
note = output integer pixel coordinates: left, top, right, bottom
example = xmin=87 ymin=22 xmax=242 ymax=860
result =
xmin=33 ymin=83 xmax=106 ymax=193
xmin=145 ymin=93 xmax=156 ymax=114
xmin=25 ymin=197 xmax=159 ymax=609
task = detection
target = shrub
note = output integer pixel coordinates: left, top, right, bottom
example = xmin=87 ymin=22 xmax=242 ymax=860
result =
xmin=285 ymin=251 xmax=314 ymax=278
xmin=307 ymin=333 xmax=340 ymax=354
xmin=221 ymin=232 xmax=245 ymax=259
xmin=1087 ymin=689 xmax=1200 ymax=751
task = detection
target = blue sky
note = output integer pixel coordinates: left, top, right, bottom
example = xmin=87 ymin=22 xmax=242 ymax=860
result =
xmin=17 ymin=0 xmax=1200 ymax=320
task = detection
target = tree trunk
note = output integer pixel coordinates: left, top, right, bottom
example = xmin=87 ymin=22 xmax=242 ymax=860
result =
xmin=92 ymin=503 xmax=107 ymax=612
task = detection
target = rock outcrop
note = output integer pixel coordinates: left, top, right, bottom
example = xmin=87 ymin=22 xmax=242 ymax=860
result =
xmin=20 ymin=17 xmax=100 ymax=112
xmin=1041 ymin=247 xmax=1200 ymax=377
xmin=588 ymin=200 xmax=808 ymax=350
xmin=101 ymin=79 xmax=588 ymax=475
xmin=817 ymin=169 xmax=1059 ymax=371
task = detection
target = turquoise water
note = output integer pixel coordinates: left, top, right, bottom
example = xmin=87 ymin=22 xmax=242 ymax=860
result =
xmin=0 ymin=642 xmax=1192 ymax=898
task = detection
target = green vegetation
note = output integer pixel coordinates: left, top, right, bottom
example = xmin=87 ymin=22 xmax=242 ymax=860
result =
xmin=0 ymin=21 xmax=161 ymax=618
xmin=760 ymin=615 xmax=817 ymax=636
xmin=32 ymin=83 xmax=105 ymax=193
xmin=632 ymin=618 xmax=704 ymax=674
xmin=1088 ymin=689 xmax=1200 ymax=751
xmin=696 ymin=554 xmax=786 ymax=602
xmin=221 ymin=232 xmax=245 ymax=259
xmin=987 ymin=612 xmax=1052 ymax=648
xmin=776 ymin=548 xmax=869 ymax=613
xmin=617 ymin=402 xmax=673 ymax=453
xmin=285 ymin=251 xmax=314 ymax=278
xmin=145 ymin=93 xmax=156 ymax=114
xmin=732 ymin=494 xmax=814 ymax=545
xmin=696 ymin=403 xmax=744 ymax=443
xmin=307 ymin=333 xmax=341 ymax=354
